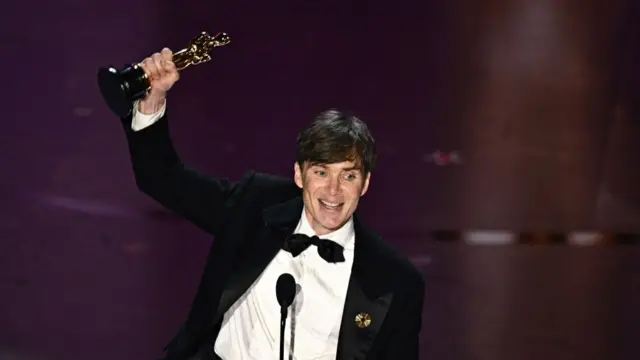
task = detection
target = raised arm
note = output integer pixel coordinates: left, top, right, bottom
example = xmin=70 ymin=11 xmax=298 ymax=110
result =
xmin=120 ymin=48 xmax=248 ymax=237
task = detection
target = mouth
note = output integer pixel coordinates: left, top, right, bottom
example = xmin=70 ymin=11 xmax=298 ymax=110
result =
xmin=319 ymin=199 xmax=344 ymax=211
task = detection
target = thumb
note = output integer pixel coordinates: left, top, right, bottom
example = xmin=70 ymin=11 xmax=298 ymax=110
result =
xmin=160 ymin=47 xmax=173 ymax=61
xmin=164 ymin=60 xmax=176 ymax=72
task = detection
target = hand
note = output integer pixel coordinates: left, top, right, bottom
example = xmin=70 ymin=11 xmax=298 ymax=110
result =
xmin=138 ymin=48 xmax=179 ymax=114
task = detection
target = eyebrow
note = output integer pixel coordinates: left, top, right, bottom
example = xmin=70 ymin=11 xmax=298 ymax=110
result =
xmin=309 ymin=163 xmax=360 ymax=171
xmin=342 ymin=166 xmax=360 ymax=171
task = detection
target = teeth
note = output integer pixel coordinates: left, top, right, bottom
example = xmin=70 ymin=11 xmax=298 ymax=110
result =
xmin=320 ymin=200 xmax=341 ymax=208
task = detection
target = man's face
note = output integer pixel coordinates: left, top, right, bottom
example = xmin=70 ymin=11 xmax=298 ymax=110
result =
xmin=294 ymin=160 xmax=371 ymax=236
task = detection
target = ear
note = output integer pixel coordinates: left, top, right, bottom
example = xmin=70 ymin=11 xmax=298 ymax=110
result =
xmin=294 ymin=162 xmax=303 ymax=189
xmin=360 ymin=172 xmax=371 ymax=196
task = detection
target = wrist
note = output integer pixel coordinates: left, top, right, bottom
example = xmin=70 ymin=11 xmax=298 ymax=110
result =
xmin=138 ymin=93 xmax=166 ymax=115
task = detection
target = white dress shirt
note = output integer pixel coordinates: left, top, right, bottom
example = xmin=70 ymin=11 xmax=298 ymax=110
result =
xmin=131 ymin=101 xmax=356 ymax=360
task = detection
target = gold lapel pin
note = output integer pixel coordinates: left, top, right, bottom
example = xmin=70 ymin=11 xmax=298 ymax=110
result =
xmin=355 ymin=312 xmax=372 ymax=328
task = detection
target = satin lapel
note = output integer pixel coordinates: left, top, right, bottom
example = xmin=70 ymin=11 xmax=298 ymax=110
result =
xmin=336 ymin=276 xmax=393 ymax=360
xmin=336 ymin=216 xmax=394 ymax=360
xmin=212 ymin=197 xmax=304 ymax=324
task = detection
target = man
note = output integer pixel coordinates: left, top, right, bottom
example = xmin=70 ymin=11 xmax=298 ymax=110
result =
xmin=122 ymin=48 xmax=425 ymax=360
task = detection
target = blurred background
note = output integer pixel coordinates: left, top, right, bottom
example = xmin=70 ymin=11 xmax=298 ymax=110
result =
xmin=1 ymin=0 xmax=639 ymax=359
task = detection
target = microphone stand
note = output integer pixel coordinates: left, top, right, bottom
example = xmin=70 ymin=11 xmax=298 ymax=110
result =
xmin=280 ymin=305 xmax=287 ymax=360
xmin=276 ymin=272 xmax=295 ymax=360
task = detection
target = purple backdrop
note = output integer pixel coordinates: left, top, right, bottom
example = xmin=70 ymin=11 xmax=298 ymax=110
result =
xmin=2 ymin=0 xmax=639 ymax=359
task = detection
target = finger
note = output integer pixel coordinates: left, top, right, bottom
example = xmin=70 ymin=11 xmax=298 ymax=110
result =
xmin=164 ymin=61 xmax=179 ymax=82
xmin=151 ymin=53 xmax=166 ymax=77
xmin=163 ymin=59 xmax=176 ymax=73
xmin=160 ymin=47 xmax=173 ymax=61
xmin=141 ymin=57 xmax=159 ymax=81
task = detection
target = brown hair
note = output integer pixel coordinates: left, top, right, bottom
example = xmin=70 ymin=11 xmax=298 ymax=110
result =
xmin=296 ymin=109 xmax=377 ymax=174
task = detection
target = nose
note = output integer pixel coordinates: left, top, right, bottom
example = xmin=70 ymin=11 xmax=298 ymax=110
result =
xmin=327 ymin=176 xmax=341 ymax=195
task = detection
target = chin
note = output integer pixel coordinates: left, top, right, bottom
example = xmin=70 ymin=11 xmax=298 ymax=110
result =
xmin=319 ymin=219 xmax=344 ymax=231
xmin=315 ymin=211 xmax=350 ymax=231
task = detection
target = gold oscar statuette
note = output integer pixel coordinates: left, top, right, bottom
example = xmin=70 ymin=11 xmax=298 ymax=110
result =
xmin=97 ymin=31 xmax=231 ymax=117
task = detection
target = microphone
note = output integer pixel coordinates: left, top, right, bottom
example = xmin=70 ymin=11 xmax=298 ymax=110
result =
xmin=276 ymin=273 xmax=296 ymax=360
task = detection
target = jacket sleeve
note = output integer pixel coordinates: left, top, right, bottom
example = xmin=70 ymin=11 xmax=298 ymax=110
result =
xmin=121 ymin=109 xmax=253 ymax=237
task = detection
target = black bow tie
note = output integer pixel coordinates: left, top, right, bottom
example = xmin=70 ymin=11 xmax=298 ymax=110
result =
xmin=283 ymin=233 xmax=345 ymax=263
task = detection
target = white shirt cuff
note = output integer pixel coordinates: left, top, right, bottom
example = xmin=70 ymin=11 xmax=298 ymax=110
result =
xmin=131 ymin=100 xmax=167 ymax=131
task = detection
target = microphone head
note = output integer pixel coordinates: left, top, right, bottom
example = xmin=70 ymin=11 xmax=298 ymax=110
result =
xmin=276 ymin=273 xmax=296 ymax=308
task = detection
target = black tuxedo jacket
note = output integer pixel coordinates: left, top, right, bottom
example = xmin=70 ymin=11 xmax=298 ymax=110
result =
xmin=121 ymin=110 xmax=425 ymax=360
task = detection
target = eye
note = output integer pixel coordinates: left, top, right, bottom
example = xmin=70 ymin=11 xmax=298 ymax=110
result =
xmin=315 ymin=170 xmax=326 ymax=177
xmin=345 ymin=173 xmax=357 ymax=181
